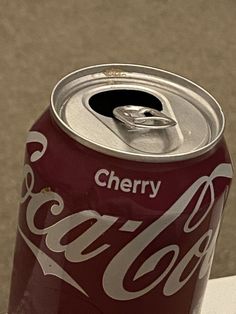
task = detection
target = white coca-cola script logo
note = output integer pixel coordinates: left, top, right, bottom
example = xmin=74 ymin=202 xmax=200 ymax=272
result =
xmin=18 ymin=131 xmax=233 ymax=301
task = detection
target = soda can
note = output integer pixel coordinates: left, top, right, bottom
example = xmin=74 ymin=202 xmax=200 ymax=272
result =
xmin=8 ymin=64 xmax=233 ymax=314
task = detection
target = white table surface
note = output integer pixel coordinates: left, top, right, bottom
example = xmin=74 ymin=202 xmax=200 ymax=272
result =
xmin=202 ymin=276 xmax=236 ymax=314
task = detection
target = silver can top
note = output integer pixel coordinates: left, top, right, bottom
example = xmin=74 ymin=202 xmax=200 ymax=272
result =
xmin=51 ymin=64 xmax=225 ymax=162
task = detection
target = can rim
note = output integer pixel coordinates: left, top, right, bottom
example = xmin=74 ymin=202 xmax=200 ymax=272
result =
xmin=50 ymin=63 xmax=225 ymax=163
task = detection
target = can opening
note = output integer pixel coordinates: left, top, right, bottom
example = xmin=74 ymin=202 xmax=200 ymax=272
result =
xmin=89 ymin=90 xmax=163 ymax=117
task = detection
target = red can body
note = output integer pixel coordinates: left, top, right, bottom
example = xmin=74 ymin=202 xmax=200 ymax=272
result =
xmin=8 ymin=109 xmax=232 ymax=314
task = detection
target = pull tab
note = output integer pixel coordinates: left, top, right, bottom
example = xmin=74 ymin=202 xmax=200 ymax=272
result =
xmin=113 ymin=105 xmax=176 ymax=130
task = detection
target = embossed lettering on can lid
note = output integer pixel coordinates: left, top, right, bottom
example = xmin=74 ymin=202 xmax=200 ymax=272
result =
xmin=50 ymin=64 xmax=225 ymax=162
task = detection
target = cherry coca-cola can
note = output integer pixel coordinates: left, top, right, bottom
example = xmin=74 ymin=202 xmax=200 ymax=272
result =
xmin=8 ymin=64 xmax=233 ymax=314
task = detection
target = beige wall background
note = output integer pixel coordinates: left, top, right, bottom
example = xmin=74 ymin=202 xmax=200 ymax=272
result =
xmin=0 ymin=0 xmax=235 ymax=311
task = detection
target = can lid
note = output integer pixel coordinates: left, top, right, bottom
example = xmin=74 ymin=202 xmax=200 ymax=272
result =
xmin=51 ymin=64 xmax=225 ymax=162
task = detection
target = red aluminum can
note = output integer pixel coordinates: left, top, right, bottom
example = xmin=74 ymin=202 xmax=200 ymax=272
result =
xmin=8 ymin=64 xmax=233 ymax=314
